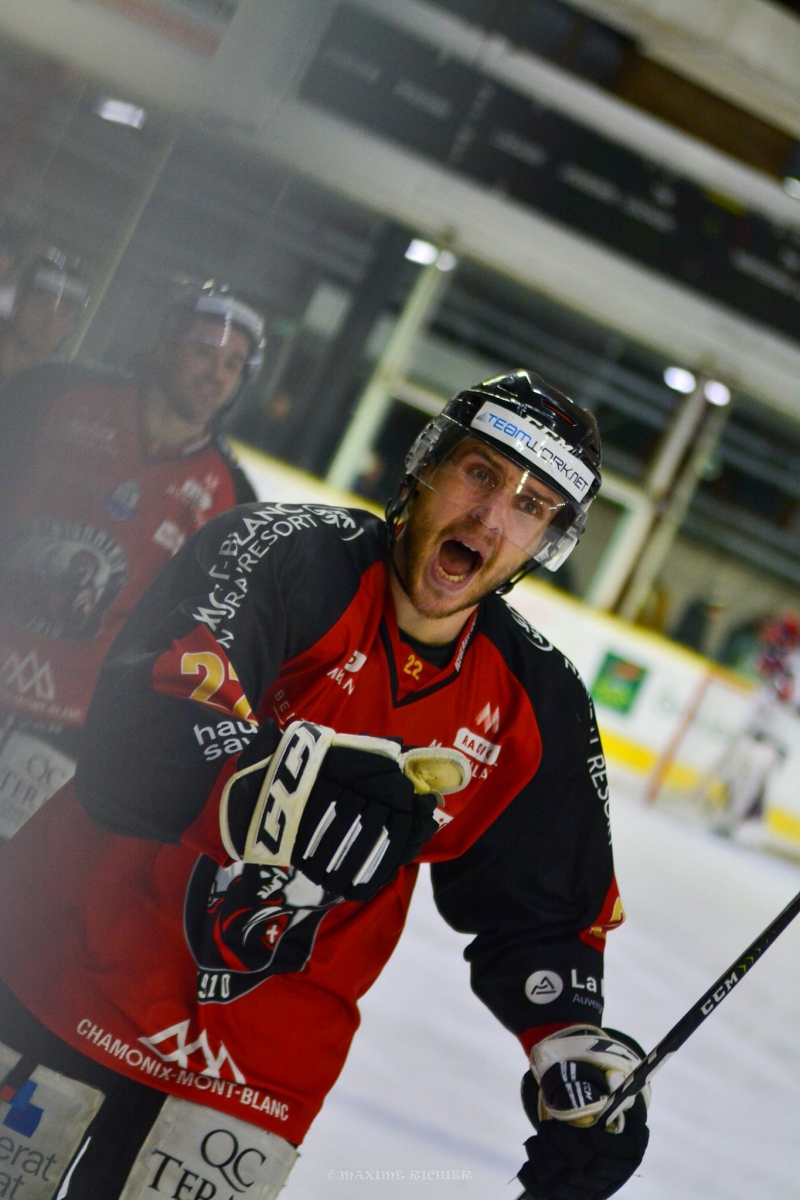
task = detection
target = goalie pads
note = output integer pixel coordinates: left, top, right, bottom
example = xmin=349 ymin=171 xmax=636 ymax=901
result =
xmin=220 ymin=721 xmax=470 ymax=900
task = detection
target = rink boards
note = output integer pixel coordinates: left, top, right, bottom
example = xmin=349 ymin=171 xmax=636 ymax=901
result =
xmin=232 ymin=443 xmax=800 ymax=855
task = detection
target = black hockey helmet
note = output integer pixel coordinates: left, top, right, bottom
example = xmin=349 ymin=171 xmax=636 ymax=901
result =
xmin=160 ymin=282 xmax=265 ymax=387
xmin=15 ymin=246 xmax=90 ymax=309
xmin=387 ymin=369 xmax=602 ymax=586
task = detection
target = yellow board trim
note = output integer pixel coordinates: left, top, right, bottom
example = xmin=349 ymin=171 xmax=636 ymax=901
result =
xmin=765 ymin=807 xmax=800 ymax=844
xmin=598 ymin=727 xmax=705 ymax=792
xmin=596 ymin=727 xmax=654 ymax=774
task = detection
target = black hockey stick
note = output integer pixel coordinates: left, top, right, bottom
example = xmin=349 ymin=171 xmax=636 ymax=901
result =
xmin=600 ymin=885 xmax=800 ymax=1126
xmin=517 ymin=887 xmax=800 ymax=1198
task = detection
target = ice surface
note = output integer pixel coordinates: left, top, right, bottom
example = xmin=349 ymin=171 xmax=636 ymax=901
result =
xmin=283 ymin=772 xmax=800 ymax=1200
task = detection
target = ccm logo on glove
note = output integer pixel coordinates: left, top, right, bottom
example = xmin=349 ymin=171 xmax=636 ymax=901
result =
xmin=220 ymin=721 xmax=470 ymax=901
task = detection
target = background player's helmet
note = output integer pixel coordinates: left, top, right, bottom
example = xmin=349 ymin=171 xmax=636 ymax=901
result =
xmin=387 ymin=369 xmax=602 ymax=587
xmin=15 ymin=247 xmax=90 ymax=309
xmin=160 ymin=282 xmax=265 ymax=387
xmin=763 ymin=612 xmax=800 ymax=651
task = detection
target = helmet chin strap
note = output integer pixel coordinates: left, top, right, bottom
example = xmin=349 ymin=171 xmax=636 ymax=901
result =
xmin=388 ymin=541 xmax=414 ymax=602
xmin=384 ymin=483 xmax=416 ymax=604
xmin=495 ymin=559 xmax=537 ymax=596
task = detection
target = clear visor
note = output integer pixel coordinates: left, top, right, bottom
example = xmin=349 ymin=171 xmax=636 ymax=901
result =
xmin=194 ymin=295 xmax=264 ymax=347
xmin=187 ymin=298 xmax=264 ymax=381
xmin=180 ymin=317 xmax=261 ymax=382
xmin=185 ymin=320 xmax=243 ymax=351
xmin=29 ymin=267 xmax=89 ymax=307
xmin=409 ymin=429 xmax=589 ymax=571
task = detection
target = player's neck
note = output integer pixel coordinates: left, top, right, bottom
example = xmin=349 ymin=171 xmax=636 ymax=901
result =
xmin=141 ymin=385 xmax=210 ymax=455
xmin=388 ymin=566 xmax=475 ymax=646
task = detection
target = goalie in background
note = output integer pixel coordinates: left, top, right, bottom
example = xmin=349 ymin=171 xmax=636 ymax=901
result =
xmin=711 ymin=611 xmax=800 ymax=836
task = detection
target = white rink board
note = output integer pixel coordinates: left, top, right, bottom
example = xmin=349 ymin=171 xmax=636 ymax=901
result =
xmin=232 ymin=444 xmax=800 ymax=845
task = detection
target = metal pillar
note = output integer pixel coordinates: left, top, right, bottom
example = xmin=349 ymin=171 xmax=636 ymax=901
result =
xmin=586 ymin=377 xmax=710 ymax=612
xmin=617 ymin=399 xmax=730 ymax=622
xmin=584 ymin=496 xmax=652 ymax=610
xmin=292 ymin=223 xmax=412 ymax=476
xmin=325 ymin=255 xmax=451 ymax=493
xmin=67 ymin=125 xmax=180 ymax=359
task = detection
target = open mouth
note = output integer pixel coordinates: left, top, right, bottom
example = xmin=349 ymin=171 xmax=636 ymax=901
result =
xmin=436 ymin=538 xmax=483 ymax=584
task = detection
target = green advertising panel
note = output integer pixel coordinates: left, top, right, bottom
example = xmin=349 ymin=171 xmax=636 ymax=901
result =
xmin=591 ymin=653 xmax=648 ymax=714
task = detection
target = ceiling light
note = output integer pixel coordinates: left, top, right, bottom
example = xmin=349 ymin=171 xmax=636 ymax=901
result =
xmin=663 ymin=366 xmax=696 ymax=393
xmin=782 ymin=176 xmax=800 ymax=200
xmin=436 ymin=250 xmax=457 ymax=272
xmin=95 ymin=99 xmax=147 ymax=129
xmin=704 ymin=380 xmax=731 ymax=406
xmin=405 ymin=239 xmax=438 ymax=265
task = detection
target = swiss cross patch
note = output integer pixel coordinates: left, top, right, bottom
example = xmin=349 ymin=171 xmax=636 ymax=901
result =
xmin=152 ymin=625 xmax=255 ymax=723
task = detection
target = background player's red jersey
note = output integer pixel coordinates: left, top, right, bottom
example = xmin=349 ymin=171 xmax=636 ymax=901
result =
xmin=0 ymin=364 xmax=254 ymax=726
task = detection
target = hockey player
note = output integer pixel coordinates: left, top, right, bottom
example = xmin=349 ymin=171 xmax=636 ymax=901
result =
xmin=0 ymin=370 xmax=650 ymax=1199
xmin=711 ymin=611 xmax=800 ymax=835
xmin=0 ymin=247 xmax=90 ymax=386
xmin=0 ymin=285 xmax=263 ymax=837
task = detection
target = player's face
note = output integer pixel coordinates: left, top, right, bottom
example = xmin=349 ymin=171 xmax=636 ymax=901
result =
xmin=395 ymin=438 xmax=562 ymax=620
xmin=12 ymin=288 xmax=83 ymax=355
xmin=160 ymin=318 xmax=250 ymax=426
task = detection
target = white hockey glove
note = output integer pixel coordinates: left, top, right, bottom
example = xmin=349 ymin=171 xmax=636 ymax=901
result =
xmin=219 ymin=720 xmax=470 ymax=900
xmin=518 ymin=1026 xmax=651 ymax=1200
xmin=526 ymin=1025 xmax=651 ymax=1131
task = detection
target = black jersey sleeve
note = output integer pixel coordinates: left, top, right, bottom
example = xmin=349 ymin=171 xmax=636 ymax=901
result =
xmin=431 ymin=607 xmax=616 ymax=1042
xmin=75 ymin=503 xmax=379 ymax=842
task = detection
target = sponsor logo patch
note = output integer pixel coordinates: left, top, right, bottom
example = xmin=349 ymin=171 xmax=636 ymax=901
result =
xmin=152 ymin=520 xmax=186 ymax=555
xmin=0 ymin=650 xmax=55 ymax=701
xmin=525 ymin=970 xmax=564 ymax=1005
xmin=344 ymin=650 xmax=367 ymax=673
xmin=472 ymin=401 xmax=592 ymax=501
xmin=475 ymin=702 xmax=500 ymax=734
xmin=455 ymin=727 xmax=500 ymax=765
xmin=104 ymin=479 xmax=140 ymax=521
xmin=0 ymin=1039 xmax=104 ymax=1198
xmin=117 ymin=1095 xmax=297 ymax=1199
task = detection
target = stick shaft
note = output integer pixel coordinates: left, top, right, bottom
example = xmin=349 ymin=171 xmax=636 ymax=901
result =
xmin=517 ymin=888 xmax=800 ymax=1199
xmin=602 ymin=886 xmax=800 ymax=1125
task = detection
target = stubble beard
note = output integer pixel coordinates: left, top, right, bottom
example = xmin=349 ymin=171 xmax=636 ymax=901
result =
xmin=396 ymin=499 xmax=522 ymax=620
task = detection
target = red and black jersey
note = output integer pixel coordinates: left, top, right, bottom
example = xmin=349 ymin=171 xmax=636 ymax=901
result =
xmin=0 ymin=503 xmax=622 ymax=1145
xmin=0 ymin=362 xmax=254 ymax=726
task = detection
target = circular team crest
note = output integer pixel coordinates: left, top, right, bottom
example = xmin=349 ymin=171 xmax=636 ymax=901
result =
xmin=0 ymin=519 xmax=128 ymax=640
xmin=184 ymin=856 xmax=341 ymax=1004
